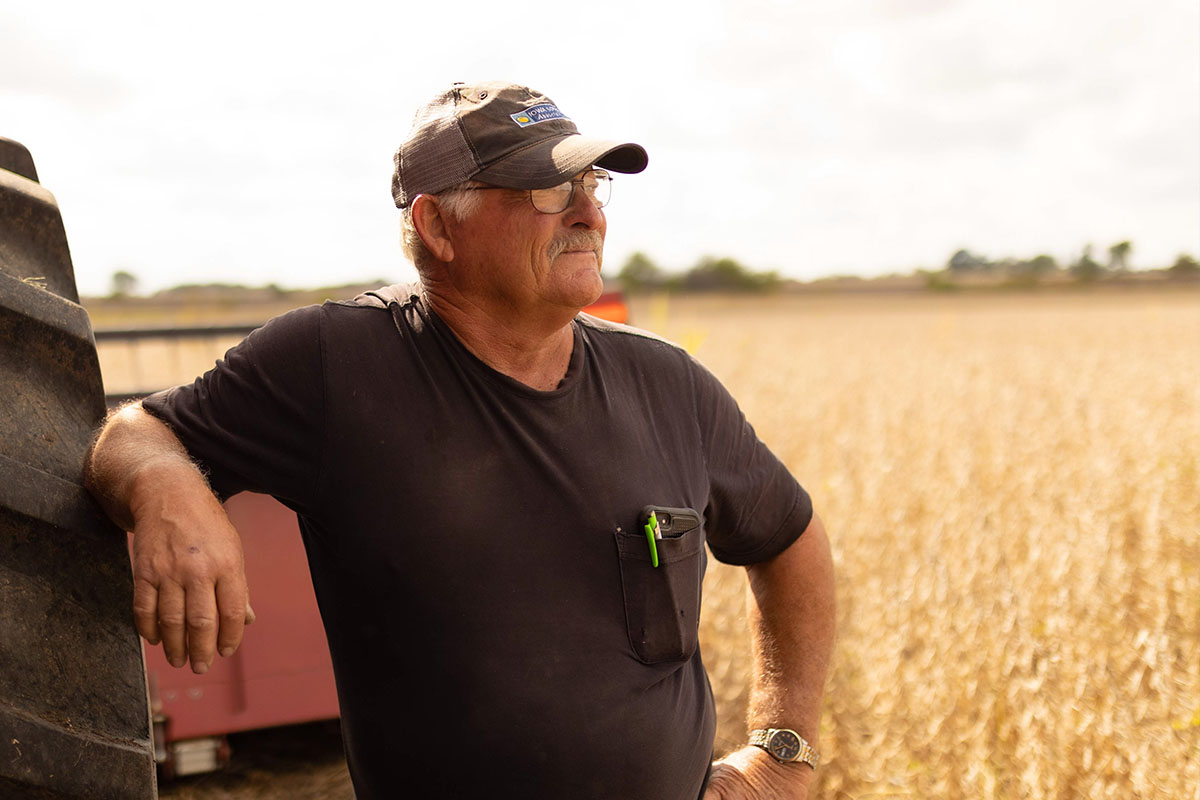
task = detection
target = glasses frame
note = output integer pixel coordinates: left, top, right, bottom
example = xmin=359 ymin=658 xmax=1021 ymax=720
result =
xmin=453 ymin=168 xmax=612 ymax=215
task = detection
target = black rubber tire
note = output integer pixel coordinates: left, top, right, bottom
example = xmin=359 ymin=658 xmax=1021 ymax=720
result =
xmin=0 ymin=138 xmax=157 ymax=799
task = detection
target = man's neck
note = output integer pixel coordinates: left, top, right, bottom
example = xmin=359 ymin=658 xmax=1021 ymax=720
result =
xmin=422 ymin=285 xmax=577 ymax=392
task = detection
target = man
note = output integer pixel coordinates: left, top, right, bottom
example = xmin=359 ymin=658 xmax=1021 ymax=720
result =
xmin=85 ymin=82 xmax=835 ymax=799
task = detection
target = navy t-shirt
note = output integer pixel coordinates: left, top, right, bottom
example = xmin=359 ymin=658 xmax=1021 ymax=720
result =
xmin=143 ymin=285 xmax=811 ymax=799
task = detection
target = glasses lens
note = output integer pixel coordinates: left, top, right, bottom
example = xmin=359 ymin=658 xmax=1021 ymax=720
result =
xmin=589 ymin=171 xmax=611 ymax=209
xmin=530 ymin=182 xmax=573 ymax=214
xmin=529 ymin=170 xmax=612 ymax=213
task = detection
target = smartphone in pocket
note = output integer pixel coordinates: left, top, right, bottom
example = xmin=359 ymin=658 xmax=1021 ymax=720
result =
xmin=621 ymin=505 xmax=706 ymax=662
xmin=640 ymin=506 xmax=701 ymax=539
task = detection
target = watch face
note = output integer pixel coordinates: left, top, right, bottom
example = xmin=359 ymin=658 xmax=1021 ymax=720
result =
xmin=769 ymin=729 xmax=802 ymax=761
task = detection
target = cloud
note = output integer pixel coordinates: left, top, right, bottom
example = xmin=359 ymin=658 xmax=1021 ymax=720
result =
xmin=0 ymin=12 xmax=127 ymax=110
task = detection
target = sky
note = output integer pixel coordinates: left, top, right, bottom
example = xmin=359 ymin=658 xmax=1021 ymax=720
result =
xmin=2 ymin=0 xmax=1197 ymax=296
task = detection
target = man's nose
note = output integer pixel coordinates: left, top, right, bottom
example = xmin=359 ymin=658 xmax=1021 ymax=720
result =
xmin=562 ymin=185 xmax=604 ymax=230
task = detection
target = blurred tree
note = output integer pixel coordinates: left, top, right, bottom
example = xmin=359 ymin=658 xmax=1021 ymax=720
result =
xmin=1070 ymin=245 xmax=1103 ymax=281
xmin=1004 ymin=254 xmax=1059 ymax=285
xmin=1168 ymin=253 xmax=1199 ymax=276
xmin=1107 ymin=241 xmax=1133 ymax=272
xmin=680 ymin=256 xmax=779 ymax=292
xmin=1028 ymin=254 xmax=1059 ymax=274
xmin=110 ymin=269 xmax=140 ymax=298
xmin=617 ymin=251 xmax=667 ymax=291
xmin=947 ymin=249 xmax=990 ymax=272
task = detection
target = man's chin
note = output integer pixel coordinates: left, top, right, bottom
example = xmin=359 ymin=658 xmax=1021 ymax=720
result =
xmin=550 ymin=258 xmax=605 ymax=309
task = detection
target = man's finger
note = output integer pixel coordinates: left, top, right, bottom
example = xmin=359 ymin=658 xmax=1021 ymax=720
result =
xmin=157 ymin=581 xmax=188 ymax=668
xmin=184 ymin=580 xmax=219 ymax=674
xmin=214 ymin=577 xmax=248 ymax=658
xmin=132 ymin=577 xmax=161 ymax=645
xmin=245 ymin=601 xmax=256 ymax=626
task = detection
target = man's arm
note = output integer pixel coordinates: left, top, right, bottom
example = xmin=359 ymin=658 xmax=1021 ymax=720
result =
xmin=84 ymin=403 xmax=253 ymax=675
xmin=705 ymin=512 xmax=836 ymax=800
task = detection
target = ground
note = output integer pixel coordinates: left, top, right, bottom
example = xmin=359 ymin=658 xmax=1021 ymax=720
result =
xmin=158 ymin=722 xmax=352 ymax=800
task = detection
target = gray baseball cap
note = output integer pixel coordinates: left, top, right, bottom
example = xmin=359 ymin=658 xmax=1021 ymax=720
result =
xmin=391 ymin=81 xmax=649 ymax=209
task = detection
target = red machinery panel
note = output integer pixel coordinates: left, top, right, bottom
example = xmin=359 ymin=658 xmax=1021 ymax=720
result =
xmin=144 ymin=492 xmax=340 ymax=741
xmin=585 ymin=289 xmax=629 ymax=324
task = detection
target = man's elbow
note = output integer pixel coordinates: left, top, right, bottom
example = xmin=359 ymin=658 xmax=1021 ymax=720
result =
xmin=84 ymin=402 xmax=143 ymax=485
xmin=84 ymin=402 xmax=189 ymax=518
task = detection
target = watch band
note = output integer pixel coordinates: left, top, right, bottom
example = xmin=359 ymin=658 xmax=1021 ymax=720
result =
xmin=749 ymin=727 xmax=820 ymax=768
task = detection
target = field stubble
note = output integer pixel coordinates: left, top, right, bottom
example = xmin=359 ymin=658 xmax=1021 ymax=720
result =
xmin=96 ymin=290 xmax=1199 ymax=798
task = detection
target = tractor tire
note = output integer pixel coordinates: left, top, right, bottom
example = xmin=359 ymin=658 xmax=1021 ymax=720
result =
xmin=0 ymin=137 xmax=156 ymax=799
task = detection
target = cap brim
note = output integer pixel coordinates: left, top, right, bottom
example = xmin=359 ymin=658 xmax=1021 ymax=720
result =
xmin=473 ymin=133 xmax=648 ymax=189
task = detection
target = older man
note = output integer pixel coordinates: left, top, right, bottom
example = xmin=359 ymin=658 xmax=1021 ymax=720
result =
xmin=85 ymin=82 xmax=834 ymax=799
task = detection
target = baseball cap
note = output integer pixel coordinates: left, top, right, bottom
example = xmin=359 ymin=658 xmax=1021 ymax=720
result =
xmin=391 ymin=81 xmax=648 ymax=209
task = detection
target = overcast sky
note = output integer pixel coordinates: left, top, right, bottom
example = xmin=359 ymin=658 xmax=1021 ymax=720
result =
xmin=3 ymin=0 xmax=1197 ymax=296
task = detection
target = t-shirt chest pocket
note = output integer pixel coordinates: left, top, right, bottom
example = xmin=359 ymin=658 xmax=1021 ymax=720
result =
xmin=614 ymin=508 xmax=706 ymax=664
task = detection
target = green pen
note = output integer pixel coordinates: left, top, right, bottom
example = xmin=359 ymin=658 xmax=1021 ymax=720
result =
xmin=643 ymin=511 xmax=661 ymax=568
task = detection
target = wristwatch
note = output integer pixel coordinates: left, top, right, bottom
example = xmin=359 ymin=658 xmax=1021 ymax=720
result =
xmin=749 ymin=728 xmax=820 ymax=768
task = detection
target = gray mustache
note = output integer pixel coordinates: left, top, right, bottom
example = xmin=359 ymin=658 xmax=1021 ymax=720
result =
xmin=548 ymin=231 xmax=604 ymax=262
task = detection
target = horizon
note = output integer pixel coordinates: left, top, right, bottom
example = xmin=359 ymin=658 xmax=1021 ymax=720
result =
xmin=80 ymin=255 xmax=1196 ymax=302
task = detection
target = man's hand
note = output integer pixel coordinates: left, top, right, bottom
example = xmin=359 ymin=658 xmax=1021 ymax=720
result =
xmin=86 ymin=404 xmax=255 ymax=674
xmin=704 ymin=746 xmax=812 ymax=800
xmin=128 ymin=469 xmax=254 ymax=674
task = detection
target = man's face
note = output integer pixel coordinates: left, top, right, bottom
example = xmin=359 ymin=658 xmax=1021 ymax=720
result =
xmin=443 ymin=171 xmax=607 ymax=314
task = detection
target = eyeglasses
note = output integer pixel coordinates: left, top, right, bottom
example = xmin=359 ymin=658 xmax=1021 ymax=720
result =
xmin=457 ymin=169 xmax=613 ymax=214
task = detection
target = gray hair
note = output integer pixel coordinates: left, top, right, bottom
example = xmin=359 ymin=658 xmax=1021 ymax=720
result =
xmin=400 ymin=180 xmax=489 ymax=274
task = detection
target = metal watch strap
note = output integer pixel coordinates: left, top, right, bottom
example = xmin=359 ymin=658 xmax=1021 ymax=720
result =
xmin=749 ymin=728 xmax=820 ymax=768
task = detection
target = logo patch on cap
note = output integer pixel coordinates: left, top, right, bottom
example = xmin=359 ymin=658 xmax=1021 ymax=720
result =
xmin=510 ymin=103 xmax=568 ymax=127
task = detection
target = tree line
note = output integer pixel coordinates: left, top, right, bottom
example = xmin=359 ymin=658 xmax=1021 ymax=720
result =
xmin=939 ymin=241 xmax=1198 ymax=281
xmin=616 ymin=253 xmax=781 ymax=293
xmin=105 ymin=242 xmax=1199 ymax=298
xmin=614 ymin=241 xmax=1199 ymax=294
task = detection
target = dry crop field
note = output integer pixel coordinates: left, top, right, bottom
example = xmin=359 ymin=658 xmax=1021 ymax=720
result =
xmin=678 ymin=289 xmax=1200 ymax=799
xmin=92 ymin=288 xmax=1200 ymax=799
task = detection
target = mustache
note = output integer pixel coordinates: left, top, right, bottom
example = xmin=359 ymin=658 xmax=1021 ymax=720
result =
xmin=547 ymin=231 xmax=604 ymax=262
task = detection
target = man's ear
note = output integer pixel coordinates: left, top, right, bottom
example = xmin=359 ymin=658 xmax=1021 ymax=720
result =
xmin=411 ymin=194 xmax=454 ymax=263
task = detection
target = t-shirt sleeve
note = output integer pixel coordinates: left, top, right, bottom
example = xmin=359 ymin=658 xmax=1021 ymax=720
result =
xmin=140 ymin=304 xmax=325 ymax=507
xmin=688 ymin=356 xmax=813 ymax=565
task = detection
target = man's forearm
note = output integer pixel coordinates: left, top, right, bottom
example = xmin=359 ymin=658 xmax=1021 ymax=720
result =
xmin=84 ymin=402 xmax=253 ymax=674
xmin=84 ymin=402 xmax=209 ymax=530
xmin=703 ymin=514 xmax=835 ymax=799
xmin=744 ymin=512 xmax=836 ymax=747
